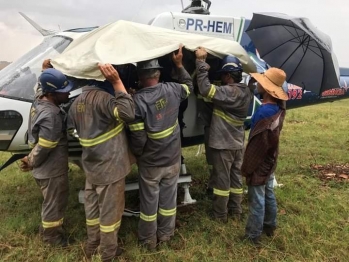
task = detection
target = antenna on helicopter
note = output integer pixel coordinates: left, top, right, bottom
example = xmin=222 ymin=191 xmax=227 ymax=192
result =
xmin=182 ymin=0 xmax=211 ymax=15
xmin=180 ymin=0 xmax=185 ymax=10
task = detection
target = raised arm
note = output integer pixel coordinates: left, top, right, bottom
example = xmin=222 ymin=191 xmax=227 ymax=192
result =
xmin=195 ymin=47 xmax=214 ymax=98
xmin=172 ymin=45 xmax=193 ymax=100
xmin=99 ymin=63 xmax=135 ymax=123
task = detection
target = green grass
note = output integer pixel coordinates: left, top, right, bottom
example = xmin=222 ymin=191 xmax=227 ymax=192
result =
xmin=1 ymin=99 xmax=349 ymax=261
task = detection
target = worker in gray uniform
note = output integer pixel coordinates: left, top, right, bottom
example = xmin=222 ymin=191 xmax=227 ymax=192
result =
xmin=196 ymin=74 xmax=214 ymax=195
xmin=195 ymin=47 xmax=254 ymax=223
xmin=128 ymin=45 xmax=193 ymax=250
xmin=20 ymin=68 xmax=73 ymax=246
xmin=195 ymin=58 xmax=222 ymax=197
xmin=68 ymin=64 xmax=134 ymax=262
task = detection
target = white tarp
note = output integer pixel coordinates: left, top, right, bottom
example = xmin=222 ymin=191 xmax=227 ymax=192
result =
xmin=51 ymin=20 xmax=257 ymax=81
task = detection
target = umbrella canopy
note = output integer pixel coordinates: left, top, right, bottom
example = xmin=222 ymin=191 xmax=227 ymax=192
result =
xmin=51 ymin=20 xmax=256 ymax=81
xmin=246 ymin=12 xmax=340 ymax=95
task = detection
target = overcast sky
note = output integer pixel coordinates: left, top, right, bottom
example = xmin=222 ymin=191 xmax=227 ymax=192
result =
xmin=0 ymin=0 xmax=348 ymax=66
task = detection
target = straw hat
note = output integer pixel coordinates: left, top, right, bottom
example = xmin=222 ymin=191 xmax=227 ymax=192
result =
xmin=250 ymin=68 xmax=288 ymax=101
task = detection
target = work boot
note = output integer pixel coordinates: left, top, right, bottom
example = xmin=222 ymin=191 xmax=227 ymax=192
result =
xmin=102 ymin=247 xmax=123 ymax=262
xmin=230 ymin=213 xmax=241 ymax=222
xmin=44 ymin=236 xmax=69 ymax=247
xmin=139 ymin=240 xmax=157 ymax=251
xmin=39 ymin=226 xmax=68 ymax=247
xmin=228 ymin=194 xmax=243 ymax=216
xmin=84 ymin=244 xmax=99 ymax=259
xmin=228 ymin=208 xmax=243 ymax=219
xmin=240 ymin=235 xmax=261 ymax=246
xmin=212 ymin=215 xmax=228 ymax=224
xmin=263 ymin=225 xmax=276 ymax=237
xmin=158 ymin=235 xmax=171 ymax=243
xmin=157 ymin=236 xmax=171 ymax=249
xmin=42 ymin=227 xmax=68 ymax=247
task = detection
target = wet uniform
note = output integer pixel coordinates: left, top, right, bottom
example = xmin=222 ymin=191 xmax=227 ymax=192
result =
xmin=196 ymin=69 xmax=220 ymax=186
xmin=196 ymin=60 xmax=253 ymax=220
xmin=197 ymin=90 xmax=214 ymax=184
xmin=68 ymin=86 xmax=134 ymax=261
xmin=27 ymin=99 xmax=69 ymax=245
xmin=129 ymin=67 xmax=193 ymax=246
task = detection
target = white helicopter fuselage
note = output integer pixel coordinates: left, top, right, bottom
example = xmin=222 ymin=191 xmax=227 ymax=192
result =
xmin=0 ymin=30 xmax=92 ymax=154
xmin=0 ymin=11 xmax=259 ymax=155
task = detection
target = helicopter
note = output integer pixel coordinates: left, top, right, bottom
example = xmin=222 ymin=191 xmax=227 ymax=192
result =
xmin=0 ymin=1 xmax=347 ymax=212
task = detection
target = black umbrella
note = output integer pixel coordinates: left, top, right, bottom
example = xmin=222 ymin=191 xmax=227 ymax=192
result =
xmin=246 ymin=12 xmax=340 ymax=95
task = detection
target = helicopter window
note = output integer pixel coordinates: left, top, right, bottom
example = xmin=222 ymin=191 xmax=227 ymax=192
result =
xmin=64 ymin=27 xmax=98 ymax=33
xmin=0 ymin=110 xmax=22 ymax=150
xmin=240 ymin=19 xmax=257 ymax=55
xmin=0 ymin=36 xmax=72 ymax=101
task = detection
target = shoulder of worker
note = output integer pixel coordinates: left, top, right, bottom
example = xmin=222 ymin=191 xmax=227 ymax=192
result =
xmin=35 ymin=99 xmax=61 ymax=116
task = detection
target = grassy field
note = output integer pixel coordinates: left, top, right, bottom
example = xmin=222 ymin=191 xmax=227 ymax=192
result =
xmin=1 ymin=99 xmax=349 ymax=261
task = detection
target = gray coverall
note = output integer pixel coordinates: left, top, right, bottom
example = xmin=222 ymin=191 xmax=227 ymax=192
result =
xmin=197 ymin=92 xmax=214 ymax=184
xmin=68 ymin=86 xmax=134 ymax=261
xmin=196 ymin=60 xmax=253 ymax=220
xmin=129 ymin=67 xmax=193 ymax=246
xmin=27 ymin=99 xmax=69 ymax=245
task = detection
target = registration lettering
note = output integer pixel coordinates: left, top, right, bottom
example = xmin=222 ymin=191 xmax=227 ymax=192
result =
xmin=186 ymin=18 xmax=232 ymax=34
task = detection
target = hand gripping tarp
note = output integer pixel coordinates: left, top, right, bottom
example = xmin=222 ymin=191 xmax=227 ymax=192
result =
xmin=51 ymin=20 xmax=256 ymax=81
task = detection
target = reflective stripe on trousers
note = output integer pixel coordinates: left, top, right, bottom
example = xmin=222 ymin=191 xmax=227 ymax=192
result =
xmin=42 ymin=218 xmax=64 ymax=229
xmin=138 ymin=163 xmax=180 ymax=242
xmin=84 ymin=178 xmax=125 ymax=261
xmin=211 ymin=148 xmax=243 ymax=218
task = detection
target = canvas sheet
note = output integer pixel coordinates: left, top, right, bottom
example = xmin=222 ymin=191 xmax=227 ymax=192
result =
xmin=52 ymin=20 xmax=256 ymax=80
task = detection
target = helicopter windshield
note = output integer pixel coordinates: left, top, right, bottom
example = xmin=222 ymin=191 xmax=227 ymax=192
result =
xmin=0 ymin=35 xmax=72 ymax=101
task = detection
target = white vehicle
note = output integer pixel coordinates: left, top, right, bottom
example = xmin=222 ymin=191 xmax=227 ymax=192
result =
xmin=0 ymin=1 xmax=261 ymax=163
xmin=0 ymin=1 xmax=285 ymax=210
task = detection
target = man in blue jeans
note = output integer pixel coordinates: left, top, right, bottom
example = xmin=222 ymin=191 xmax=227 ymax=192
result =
xmin=241 ymin=67 xmax=288 ymax=245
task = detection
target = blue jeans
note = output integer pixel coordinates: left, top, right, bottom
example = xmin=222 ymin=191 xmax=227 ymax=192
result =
xmin=245 ymin=174 xmax=277 ymax=239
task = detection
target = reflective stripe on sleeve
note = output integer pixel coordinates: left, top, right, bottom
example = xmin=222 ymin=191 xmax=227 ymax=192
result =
xmin=129 ymin=122 xmax=145 ymax=132
xmin=197 ymin=94 xmax=212 ymax=103
xmin=28 ymin=141 xmax=36 ymax=149
xmin=38 ymin=137 xmax=59 ymax=149
xmin=113 ymin=107 xmax=120 ymax=120
xmin=86 ymin=218 xmax=100 ymax=226
xmin=207 ymin=84 xmax=216 ymax=100
xmin=158 ymin=207 xmax=176 ymax=217
xmin=42 ymin=218 xmax=64 ymax=229
xmin=140 ymin=212 xmax=157 ymax=222
xmin=230 ymin=188 xmax=244 ymax=194
xmin=79 ymin=123 xmax=124 ymax=147
xmin=147 ymin=120 xmax=178 ymax=140
xmin=100 ymin=220 xmax=121 ymax=233
xmin=67 ymin=128 xmax=75 ymax=135
xmin=213 ymin=188 xmax=230 ymax=197
xmin=181 ymin=84 xmax=190 ymax=98
xmin=213 ymin=109 xmax=244 ymax=126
